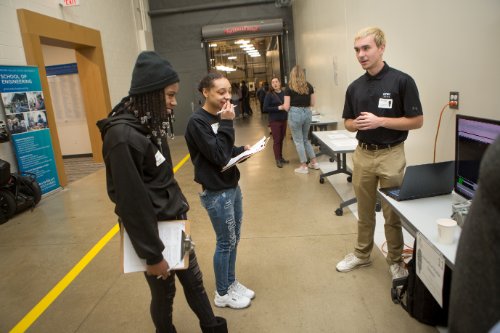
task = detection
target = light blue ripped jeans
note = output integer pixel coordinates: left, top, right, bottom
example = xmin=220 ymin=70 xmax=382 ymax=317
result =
xmin=288 ymin=106 xmax=316 ymax=163
xmin=199 ymin=186 xmax=243 ymax=295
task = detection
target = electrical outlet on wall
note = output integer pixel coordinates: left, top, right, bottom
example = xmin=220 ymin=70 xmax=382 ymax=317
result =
xmin=449 ymin=91 xmax=459 ymax=109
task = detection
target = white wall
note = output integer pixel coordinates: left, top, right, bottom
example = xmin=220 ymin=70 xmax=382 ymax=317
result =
xmin=293 ymin=0 xmax=500 ymax=165
xmin=0 ymin=0 xmax=151 ymax=165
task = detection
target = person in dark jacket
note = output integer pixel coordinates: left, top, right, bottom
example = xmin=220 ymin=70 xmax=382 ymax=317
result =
xmin=256 ymin=81 xmax=269 ymax=113
xmin=239 ymin=80 xmax=252 ymax=117
xmin=263 ymin=77 xmax=288 ymax=168
xmin=97 ymin=51 xmax=227 ymax=333
xmin=185 ymin=72 xmax=255 ymax=310
xmin=449 ymin=137 xmax=500 ymax=333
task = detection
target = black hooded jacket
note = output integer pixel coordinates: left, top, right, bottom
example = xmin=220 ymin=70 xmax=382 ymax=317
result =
xmin=97 ymin=112 xmax=189 ymax=265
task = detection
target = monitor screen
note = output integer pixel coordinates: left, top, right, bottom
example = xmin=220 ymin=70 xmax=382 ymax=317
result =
xmin=455 ymin=115 xmax=500 ymax=200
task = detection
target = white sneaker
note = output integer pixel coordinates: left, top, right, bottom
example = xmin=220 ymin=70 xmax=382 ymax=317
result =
xmin=336 ymin=253 xmax=372 ymax=272
xmin=214 ymin=290 xmax=251 ymax=309
xmin=294 ymin=166 xmax=309 ymax=174
xmin=390 ymin=263 xmax=408 ymax=280
xmin=308 ymin=162 xmax=320 ymax=170
xmin=229 ymin=280 xmax=255 ymax=299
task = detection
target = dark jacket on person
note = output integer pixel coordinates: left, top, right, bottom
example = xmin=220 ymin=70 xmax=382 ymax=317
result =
xmin=185 ymin=108 xmax=245 ymax=191
xmin=97 ymin=111 xmax=189 ymax=265
xmin=449 ymin=137 xmax=500 ymax=333
xmin=263 ymin=90 xmax=287 ymax=122
xmin=256 ymin=87 xmax=267 ymax=104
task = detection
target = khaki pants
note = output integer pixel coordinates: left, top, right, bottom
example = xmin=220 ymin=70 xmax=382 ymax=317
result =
xmin=352 ymin=143 xmax=406 ymax=264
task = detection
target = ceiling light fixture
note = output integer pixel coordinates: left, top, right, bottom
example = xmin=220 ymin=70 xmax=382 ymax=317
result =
xmin=215 ymin=65 xmax=236 ymax=72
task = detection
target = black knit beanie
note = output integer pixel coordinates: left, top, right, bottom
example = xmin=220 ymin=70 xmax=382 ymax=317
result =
xmin=128 ymin=51 xmax=179 ymax=95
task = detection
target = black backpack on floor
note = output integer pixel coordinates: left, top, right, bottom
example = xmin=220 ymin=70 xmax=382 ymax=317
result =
xmin=398 ymin=241 xmax=452 ymax=326
xmin=0 ymin=159 xmax=42 ymax=224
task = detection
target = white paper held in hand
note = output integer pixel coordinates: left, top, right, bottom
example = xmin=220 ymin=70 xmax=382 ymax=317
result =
xmin=122 ymin=221 xmax=188 ymax=273
xmin=221 ymin=136 xmax=270 ymax=172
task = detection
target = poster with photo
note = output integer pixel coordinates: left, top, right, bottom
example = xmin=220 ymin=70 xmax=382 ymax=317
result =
xmin=0 ymin=65 xmax=60 ymax=194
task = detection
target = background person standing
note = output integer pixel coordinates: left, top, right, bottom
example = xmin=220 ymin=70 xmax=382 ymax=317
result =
xmin=263 ymin=77 xmax=289 ymax=168
xmin=335 ymin=27 xmax=423 ymax=280
xmin=240 ymin=80 xmax=252 ymax=117
xmin=256 ymin=81 xmax=269 ymax=113
xmin=283 ymin=66 xmax=320 ymax=174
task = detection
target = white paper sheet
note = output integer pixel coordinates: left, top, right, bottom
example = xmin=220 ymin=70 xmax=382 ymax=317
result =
xmin=329 ymin=138 xmax=357 ymax=148
xmin=222 ymin=136 xmax=269 ymax=171
xmin=122 ymin=221 xmax=186 ymax=273
xmin=416 ymin=232 xmax=446 ymax=307
xmin=327 ymin=133 xmax=349 ymax=140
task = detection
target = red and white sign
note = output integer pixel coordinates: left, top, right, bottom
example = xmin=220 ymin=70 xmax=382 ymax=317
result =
xmin=60 ymin=0 xmax=80 ymax=7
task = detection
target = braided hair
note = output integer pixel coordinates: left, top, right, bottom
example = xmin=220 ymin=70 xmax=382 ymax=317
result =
xmin=110 ymin=89 xmax=175 ymax=151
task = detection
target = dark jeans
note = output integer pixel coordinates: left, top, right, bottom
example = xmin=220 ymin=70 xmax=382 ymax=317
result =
xmin=269 ymin=120 xmax=287 ymax=160
xmin=241 ymin=98 xmax=252 ymax=116
xmin=144 ymin=251 xmax=216 ymax=333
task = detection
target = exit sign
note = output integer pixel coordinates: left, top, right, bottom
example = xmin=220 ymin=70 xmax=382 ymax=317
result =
xmin=60 ymin=0 xmax=80 ymax=6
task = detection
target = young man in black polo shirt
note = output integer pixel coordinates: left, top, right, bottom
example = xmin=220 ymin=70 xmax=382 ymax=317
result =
xmin=336 ymin=27 xmax=423 ymax=280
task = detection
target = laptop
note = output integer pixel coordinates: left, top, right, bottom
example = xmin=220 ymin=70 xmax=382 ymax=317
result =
xmin=380 ymin=161 xmax=454 ymax=201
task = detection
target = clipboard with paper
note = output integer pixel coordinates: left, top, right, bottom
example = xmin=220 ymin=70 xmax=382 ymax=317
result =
xmin=221 ymin=136 xmax=270 ymax=172
xmin=121 ymin=220 xmax=194 ymax=273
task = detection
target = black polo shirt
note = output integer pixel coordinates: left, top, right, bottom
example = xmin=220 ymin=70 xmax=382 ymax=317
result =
xmin=342 ymin=62 xmax=423 ymax=145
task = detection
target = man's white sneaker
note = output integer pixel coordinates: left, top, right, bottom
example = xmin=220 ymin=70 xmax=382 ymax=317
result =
xmin=294 ymin=166 xmax=309 ymax=174
xmin=229 ymin=280 xmax=255 ymax=299
xmin=336 ymin=253 xmax=372 ymax=272
xmin=214 ymin=290 xmax=251 ymax=309
xmin=390 ymin=263 xmax=408 ymax=280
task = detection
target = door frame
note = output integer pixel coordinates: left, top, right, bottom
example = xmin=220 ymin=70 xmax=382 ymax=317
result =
xmin=17 ymin=9 xmax=111 ymax=186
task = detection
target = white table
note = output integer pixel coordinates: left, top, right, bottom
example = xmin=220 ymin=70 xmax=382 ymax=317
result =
xmin=312 ymin=130 xmax=358 ymax=216
xmin=311 ymin=115 xmax=338 ymax=130
xmin=310 ymin=116 xmax=338 ymax=144
xmin=377 ymin=191 xmax=459 ymax=268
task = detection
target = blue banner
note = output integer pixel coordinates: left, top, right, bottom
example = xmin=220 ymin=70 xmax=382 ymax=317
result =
xmin=45 ymin=63 xmax=78 ymax=76
xmin=0 ymin=65 xmax=60 ymax=194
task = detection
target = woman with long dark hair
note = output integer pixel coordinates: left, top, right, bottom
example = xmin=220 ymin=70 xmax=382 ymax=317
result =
xmin=185 ymin=72 xmax=255 ymax=310
xmin=263 ymin=77 xmax=289 ymax=168
xmin=98 ymin=52 xmax=227 ymax=333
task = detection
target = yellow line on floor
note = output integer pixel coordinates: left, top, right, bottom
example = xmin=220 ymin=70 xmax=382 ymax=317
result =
xmin=173 ymin=153 xmax=191 ymax=173
xmin=10 ymin=153 xmax=191 ymax=333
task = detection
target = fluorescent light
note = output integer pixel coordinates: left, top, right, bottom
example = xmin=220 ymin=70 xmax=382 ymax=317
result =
xmin=215 ymin=65 xmax=236 ymax=72
xmin=242 ymin=46 xmax=255 ymax=50
xmin=209 ymin=43 xmax=217 ymax=47
xmin=228 ymin=56 xmax=237 ymax=60
xmin=235 ymin=39 xmax=250 ymax=44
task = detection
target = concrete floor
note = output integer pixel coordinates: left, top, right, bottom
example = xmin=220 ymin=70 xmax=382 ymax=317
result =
xmin=0 ymin=111 xmax=437 ymax=333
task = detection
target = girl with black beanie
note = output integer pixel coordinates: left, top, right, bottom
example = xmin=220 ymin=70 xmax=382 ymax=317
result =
xmin=97 ymin=51 xmax=227 ymax=333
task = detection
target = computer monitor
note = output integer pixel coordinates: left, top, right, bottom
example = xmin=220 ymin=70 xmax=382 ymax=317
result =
xmin=455 ymin=115 xmax=500 ymax=200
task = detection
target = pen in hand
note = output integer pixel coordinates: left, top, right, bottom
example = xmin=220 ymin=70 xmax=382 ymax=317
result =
xmin=156 ymin=267 xmax=173 ymax=279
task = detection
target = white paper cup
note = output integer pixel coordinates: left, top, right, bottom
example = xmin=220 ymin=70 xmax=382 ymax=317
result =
xmin=437 ymin=218 xmax=457 ymax=244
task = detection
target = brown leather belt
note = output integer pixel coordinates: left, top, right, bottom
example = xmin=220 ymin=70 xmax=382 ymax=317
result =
xmin=358 ymin=141 xmax=402 ymax=151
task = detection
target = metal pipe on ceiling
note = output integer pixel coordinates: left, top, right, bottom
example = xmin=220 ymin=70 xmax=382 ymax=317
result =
xmin=149 ymin=0 xmax=275 ymax=17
